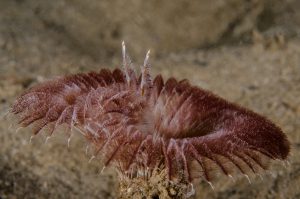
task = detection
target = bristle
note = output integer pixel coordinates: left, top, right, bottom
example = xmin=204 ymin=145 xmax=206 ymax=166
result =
xmin=122 ymin=41 xmax=130 ymax=84
xmin=140 ymin=49 xmax=152 ymax=96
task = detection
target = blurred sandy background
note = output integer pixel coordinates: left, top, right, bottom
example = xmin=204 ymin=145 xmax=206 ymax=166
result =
xmin=0 ymin=0 xmax=299 ymax=198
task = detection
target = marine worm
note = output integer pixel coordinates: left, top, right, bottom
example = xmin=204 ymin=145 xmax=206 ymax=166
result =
xmin=11 ymin=42 xmax=290 ymax=198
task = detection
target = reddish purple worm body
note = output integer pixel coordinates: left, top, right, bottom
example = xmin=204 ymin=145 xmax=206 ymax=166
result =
xmin=11 ymin=43 xmax=290 ymax=183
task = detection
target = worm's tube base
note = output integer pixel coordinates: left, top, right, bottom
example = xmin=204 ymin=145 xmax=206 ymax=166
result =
xmin=118 ymin=168 xmax=195 ymax=199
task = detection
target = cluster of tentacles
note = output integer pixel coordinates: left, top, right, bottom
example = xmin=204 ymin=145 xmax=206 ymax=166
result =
xmin=11 ymin=42 xmax=290 ymax=185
